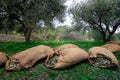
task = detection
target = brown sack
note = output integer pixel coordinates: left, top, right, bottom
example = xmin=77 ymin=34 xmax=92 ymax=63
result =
xmin=102 ymin=41 xmax=120 ymax=52
xmin=0 ymin=52 xmax=8 ymax=66
xmin=54 ymin=44 xmax=79 ymax=54
xmin=88 ymin=47 xmax=118 ymax=68
xmin=45 ymin=48 xmax=89 ymax=69
xmin=5 ymin=45 xmax=54 ymax=71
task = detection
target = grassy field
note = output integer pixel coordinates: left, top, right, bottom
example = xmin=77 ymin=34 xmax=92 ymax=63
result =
xmin=0 ymin=41 xmax=120 ymax=80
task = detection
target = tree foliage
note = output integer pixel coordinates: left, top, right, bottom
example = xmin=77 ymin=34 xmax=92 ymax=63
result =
xmin=70 ymin=0 xmax=120 ymax=42
xmin=32 ymin=27 xmax=57 ymax=40
xmin=87 ymin=29 xmax=102 ymax=41
xmin=55 ymin=26 xmax=87 ymax=40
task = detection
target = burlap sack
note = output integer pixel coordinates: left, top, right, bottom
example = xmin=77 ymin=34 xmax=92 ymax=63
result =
xmin=0 ymin=52 xmax=8 ymax=66
xmin=5 ymin=45 xmax=54 ymax=71
xmin=102 ymin=41 xmax=120 ymax=52
xmin=45 ymin=48 xmax=89 ymax=69
xmin=88 ymin=47 xmax=118 ymax=68
xmin=54 ymin=44 xmax=79 ymax=54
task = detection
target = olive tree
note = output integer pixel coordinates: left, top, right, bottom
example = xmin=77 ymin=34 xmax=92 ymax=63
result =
xmin=0 ymin=0 xmax=65 ymax=42
xmin=70 ymin=0 xmax=120 ymax=42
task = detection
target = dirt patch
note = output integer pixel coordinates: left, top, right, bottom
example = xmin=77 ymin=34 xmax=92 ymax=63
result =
xmin=0 ymin=34 xmax=24 ymax=41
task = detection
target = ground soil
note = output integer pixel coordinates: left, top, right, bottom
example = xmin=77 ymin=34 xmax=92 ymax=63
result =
xmin=0 ymin=34 xmax=24 ymax=41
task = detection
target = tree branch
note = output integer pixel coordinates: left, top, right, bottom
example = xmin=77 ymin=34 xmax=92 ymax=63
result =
xmin=105 ymin=23 xmax=110 ymax=33
xmin=110 ymin=20 xmax=120 ymax=35
xmin=14 ymin=16 xmax=25 ymax=28
xmin=98 ymin=16 xmax=104 ymax=33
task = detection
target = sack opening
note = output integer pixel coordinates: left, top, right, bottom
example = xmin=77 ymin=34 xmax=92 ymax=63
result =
xmin=89 ymin=54 xmax=115 ymax=68
xmin=8 ymin=60 xmax=20 ymax=69
xmin=46 ymin=54 xmax=59 ymax=68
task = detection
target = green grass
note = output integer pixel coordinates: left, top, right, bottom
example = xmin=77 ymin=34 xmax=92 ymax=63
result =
xmin=0 ymin=41 xmax=120 ymax=80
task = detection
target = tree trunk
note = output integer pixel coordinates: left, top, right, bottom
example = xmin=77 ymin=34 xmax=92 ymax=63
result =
xmin=24 ymin=27 xmax=32 ymax=42
xmin=104 ymin=20 xmax=120 ymax=42
xmin=99 ymin=31 xmax=110 ymax=42
xmin=15 ymin=18 xmax=33 ymax=42
xmin=105 ymin=37 xmax=110 ymax=42
xmin=5 ymin=31 xmax=8 ymax=35
xmin=106 ymin=34 xmax=112 ymax=42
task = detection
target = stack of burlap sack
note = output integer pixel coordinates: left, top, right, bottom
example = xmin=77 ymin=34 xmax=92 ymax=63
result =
xmin=0 ymin=41 xmax=119 ymax=71
xmin=0 ymin=44 xmax=89 ymax=71
xmin=0 ymin=45 xmax=54 ymax=71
